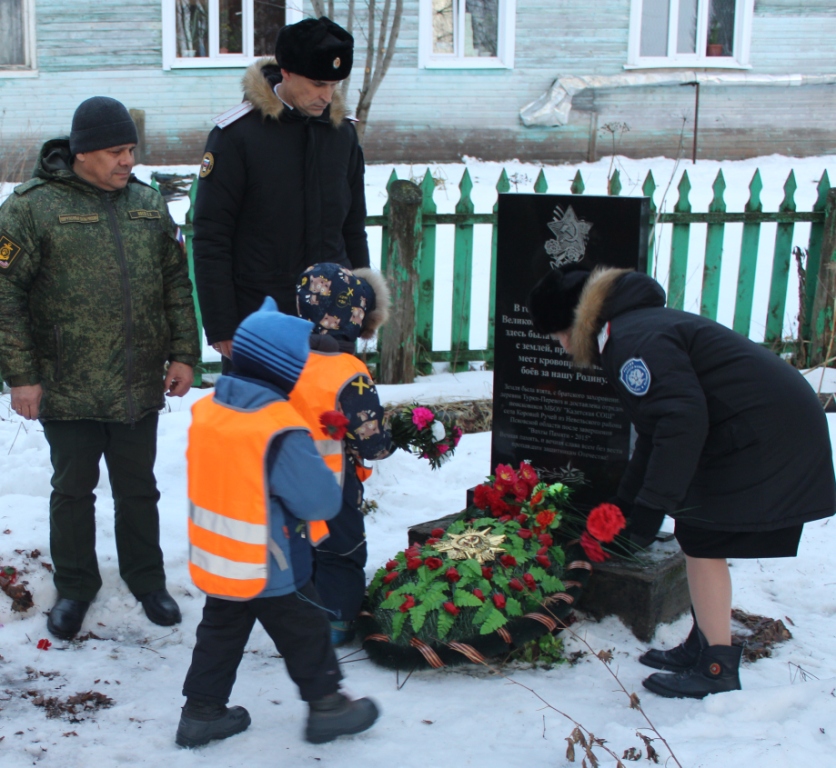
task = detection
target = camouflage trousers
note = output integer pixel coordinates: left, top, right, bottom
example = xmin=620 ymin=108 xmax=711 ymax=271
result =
xmin=42 ymin=413 xmax=166 ymax=602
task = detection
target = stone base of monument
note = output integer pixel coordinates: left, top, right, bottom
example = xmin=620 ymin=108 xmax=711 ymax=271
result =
xmin=408 ymin=515 xmax=690 ymax=643
xmin=578 ymin=537 xmax=690 ymax=642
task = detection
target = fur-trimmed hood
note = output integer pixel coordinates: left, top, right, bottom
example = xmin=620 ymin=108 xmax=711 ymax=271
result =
xmin=353 ymin=268 xmax=391 ymax=339
xmin=242 ymin=58 xmax=346 ymax=127
xmin=569 ymin=267 xmax=665 ymax=367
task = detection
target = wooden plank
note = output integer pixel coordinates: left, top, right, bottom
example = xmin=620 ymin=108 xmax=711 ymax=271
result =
xmin=668 ymin=171 xmax=691 ymax=311
xmin=451 ymin=169 xmax=475 ymax=372
xmin=415 ymin=169 xmax=437 ymax=372
xmin=802 ymin=171 xmax=832 ymax=344
xmin=733 ymin=171 xmax=764 ymax=337
xmin=701 ymin=171 xmax=726 ymax=321
xmin=764 ymin=171 xmax=797 ymax=344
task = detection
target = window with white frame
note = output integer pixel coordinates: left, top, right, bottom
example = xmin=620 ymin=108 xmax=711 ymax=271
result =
xmin=627 ymin=0 xmax=754 ymax=68
xmin=162 ymin=0 xmax=303 ymax=69
xmin=0 ymin=0 xmax=36 ymax=73
xmin=419 ymin=0 xmax=516 ymax=69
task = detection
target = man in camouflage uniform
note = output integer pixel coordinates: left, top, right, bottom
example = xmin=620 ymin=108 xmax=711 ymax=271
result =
xmin=0 ymin=97 xmax=200 ymax=640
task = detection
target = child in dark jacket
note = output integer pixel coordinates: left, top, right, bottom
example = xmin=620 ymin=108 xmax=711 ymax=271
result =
xmin=292 ymin=263 xmax=394 ymax=646
xmin=177 ymin=297 xmax=379 ymax=748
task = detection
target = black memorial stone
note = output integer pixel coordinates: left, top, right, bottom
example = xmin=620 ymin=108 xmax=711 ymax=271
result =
xmin=491 ymin=194 xmax=650 ymax=507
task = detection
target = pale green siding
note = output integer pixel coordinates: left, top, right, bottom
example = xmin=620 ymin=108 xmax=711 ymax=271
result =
xmin=0 ymin=0 xmax=834 ymax=167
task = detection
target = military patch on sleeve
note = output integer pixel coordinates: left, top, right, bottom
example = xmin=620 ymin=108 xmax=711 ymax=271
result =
xmin=0 ymin=233 xmax=23 ymax=269
xmin=128 ymin=209 xmax=162 ymax=220
xmin=199 ymin=152 xmax=215 ymax=178
xmin=619 ymin=358 xmax=652 ymax=396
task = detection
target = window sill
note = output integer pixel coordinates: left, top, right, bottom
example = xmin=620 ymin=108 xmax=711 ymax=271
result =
xmin=624 ymin=60 xmax=752 ymax=71
xmin=164 ymin=56 xmax=263 ymax=71
xmin=0 ymin=68 xmax=38 ymax=78
xmin=421 ymin=58 xmax=513 ymax=71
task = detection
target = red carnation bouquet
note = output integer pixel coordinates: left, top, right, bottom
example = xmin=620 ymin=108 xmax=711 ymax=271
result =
xmin=389 ymin=403 xmax=462 ymax=470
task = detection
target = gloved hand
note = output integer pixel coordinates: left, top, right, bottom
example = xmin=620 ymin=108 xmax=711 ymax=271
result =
xmin=624 ymin=503 xmax=666 ymax=549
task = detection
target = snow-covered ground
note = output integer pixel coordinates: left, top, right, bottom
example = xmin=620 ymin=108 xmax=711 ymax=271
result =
xmin=1 ymin=370 xmax=836 ymax=768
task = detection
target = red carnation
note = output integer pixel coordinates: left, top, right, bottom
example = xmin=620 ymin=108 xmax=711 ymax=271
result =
xmin=517 ymin=461 xmax=539 ymax=488
xmin=538 ymin=533 xmax=554 ymax=547
xmin=473 ymin=588 xmax=485 ymax=601
xmin=431 ymin=528 xmax=445 ymax=538
xmin=512 ymin=479 xmax=530 ymax=501
xmin=493 ymin=593 xmax=507 ymax=609
xmin=535 ymin=554 xmax=551 ymax=567
xmin=319 ymin=410 xmax=349 ymax=440
xmin=536 ymin=546 xmax=548 ymax=556
xmin=383 ymin=571 xmax=398 ymax=584
xmin=516 ymin=528 xmax=533 ymax=540
xmin=445 ymin=567 xmax=461 ymax=583
xmin=404 ymin=545 xmax=421 ymax=558
xmin=586 ymin=503 xmax=627 ymax=543
xmin=523 ymin=573 xmax=537 ymax=590
xmin=509 ymin=578 xmax=525 ymax=592
xmin=424 ymin=557 xmax=444 ymax=571
xmin=473 ymin=483 xmax=493 ymax=510
xmin=385 ymin=559 xmax=398 ymax=571
xmin=489 ymin=494 xmax=511 ymax=517
xmin=481 ymin=566 xmax=493 ymax=580
xmin=426 ymin=537 xmax=441 ymax=546
xmin=514 ymin=513 xmax=528 ymax=525
xmin=499 ymin=554 xmax=517 ymax=568
xmin=498 ymin=514 xmax=512 ymax=523
xmin=407 ymin=557 xmax=423 ymax=570
xmin=530 ymin=490 xmax=544 ymax=506
xmin=399 ymin=595 xmax=416 ymax=612
xmin=581 ymin=531 xmax=610 ymax=563
xmin=37 ymin=638 xmax=52 ymax=651
xmin=495 ymin=464 xmax=519 ymax=486
xmin=442 ymin=601 xmax=460 ymax=616
xmin=536 ymin=509 xmax=557 ymax=528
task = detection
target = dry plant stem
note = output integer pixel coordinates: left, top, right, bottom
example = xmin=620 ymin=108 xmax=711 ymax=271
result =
xmin=551 ymin=617 xmax=683 ymax=768
xmin=459 ymin=650 xmax=628 ymax=768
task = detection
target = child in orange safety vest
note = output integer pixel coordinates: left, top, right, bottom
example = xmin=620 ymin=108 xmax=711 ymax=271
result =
xmin=177 ymin=297 xmax=379 ymax=748
xmin=292 ymin=263 xmax=394 ymax=647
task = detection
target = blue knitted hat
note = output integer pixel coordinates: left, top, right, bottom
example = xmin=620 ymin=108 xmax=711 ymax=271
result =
xmin=232 ymin=297 xmax=313 ymax=393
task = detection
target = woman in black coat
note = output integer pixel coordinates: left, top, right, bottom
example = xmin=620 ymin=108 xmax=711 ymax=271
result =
xmin=527 ymin=265 xmax=836 ymax=699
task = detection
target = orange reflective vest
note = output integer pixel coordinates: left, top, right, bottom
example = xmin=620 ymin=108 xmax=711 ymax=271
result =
xmin=290 ymin=350 xmax=375 ymax=488
xmin=187 ymin=395 xmax=328 ymax=600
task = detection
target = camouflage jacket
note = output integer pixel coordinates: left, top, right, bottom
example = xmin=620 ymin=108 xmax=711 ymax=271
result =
xmin=0 ymin=139 xmax=200 ymax=422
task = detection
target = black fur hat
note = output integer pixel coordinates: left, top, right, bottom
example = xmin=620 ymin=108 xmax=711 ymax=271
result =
xmin=527 ymin=266 xmax=592 ymax=334
xmin=275 ymin=16 xmax=353 ymax=81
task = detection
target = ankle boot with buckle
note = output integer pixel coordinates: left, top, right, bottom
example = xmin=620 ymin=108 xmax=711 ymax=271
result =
xmin=305 ymin=691 xmax=379 ymax=744
xmin=175 ymin=699 xmax=251 ymax=748
xmin=642 ymin=643 xmax=742 ymax=699
xmin=639 ymin=610 xmax=704 ymax=672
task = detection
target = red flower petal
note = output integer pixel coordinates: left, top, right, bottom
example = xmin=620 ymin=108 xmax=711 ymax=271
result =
xmin=442 ymin=601 xmax=460 ymax=616
xmin=431 ymin=528 xmax=445 ymax=538
xmin=586 ymin=503 xmax=627 ymax=543
xmin=493 ymin=593 xmax=507 ymax=609
xmin=445 ymin=567 xmax=461 ymax=583
xmin=319 ymin=410 xmax=349 ymax=440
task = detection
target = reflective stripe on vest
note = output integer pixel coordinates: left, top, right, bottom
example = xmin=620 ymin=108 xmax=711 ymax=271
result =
xmin=187 ymin=395 xmax=325 ymax=599
xmin=290 ymin=351 xmax=375 ymax=488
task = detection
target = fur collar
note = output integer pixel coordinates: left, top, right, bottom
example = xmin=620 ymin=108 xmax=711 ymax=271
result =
xmin=570 ymin=267 xmax=632 ymax=367
xmin=242 ymin=58 xmax=346 ymax=127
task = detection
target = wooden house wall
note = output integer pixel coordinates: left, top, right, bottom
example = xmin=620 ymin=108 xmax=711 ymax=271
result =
xmin=0 ymin=0 xmax=833 ymax=170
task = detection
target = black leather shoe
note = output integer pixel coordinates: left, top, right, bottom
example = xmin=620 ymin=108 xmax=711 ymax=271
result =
xmin=642 ymin=644 xmax=742 ymax=699
xmin=305 ymin=692 xmax=379 ymax=744
xmin=176 ymin=701 xmax=251 ymax=748
xmin=47 ymin=597 xmax=91 ymax=640
xmin=639 ymin=617 xmax=704 ymax=672
xmin=138 ymin=588 xmax=182 ymax=626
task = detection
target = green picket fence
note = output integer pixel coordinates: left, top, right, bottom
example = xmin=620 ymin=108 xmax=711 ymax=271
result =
xmin=164 ymin=165 xmax=834 ymax=383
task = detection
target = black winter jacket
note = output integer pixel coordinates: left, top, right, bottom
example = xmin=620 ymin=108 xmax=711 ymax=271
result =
xmin=192 ymin=59 xmax=370 ymax=343
xmin=567 ymin=268 xmax=835 ymax=532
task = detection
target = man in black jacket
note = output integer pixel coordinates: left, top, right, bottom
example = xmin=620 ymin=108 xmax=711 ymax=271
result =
xmin=192 ymin=17 xmax=370 ymax=363
xmin=528 ymin=265 xmax=835 ymax=699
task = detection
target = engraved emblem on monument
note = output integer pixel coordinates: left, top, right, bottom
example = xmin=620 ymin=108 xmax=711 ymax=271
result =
xmin=545 ymin=205 xmax=593 ymax=269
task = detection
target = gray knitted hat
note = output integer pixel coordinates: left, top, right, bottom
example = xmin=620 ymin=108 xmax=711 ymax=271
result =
xmin=70 ymin=97 xmax=138 ymax=155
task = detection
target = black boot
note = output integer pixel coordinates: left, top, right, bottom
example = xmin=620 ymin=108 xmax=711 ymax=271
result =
xmin=642 ymin=644 xmax=742 ymax=699
xmin=639 ymin=612 xmax=704 ymax=672
xmin=47 ymin=597 xmax=91 ymax=640
xmin=138 ymin=588 xmax=182 ymax=626
xmin=175 ymin=700 xmax=251 ymax=748
xmin=305 ymin=692 xmax=379 ymax=744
